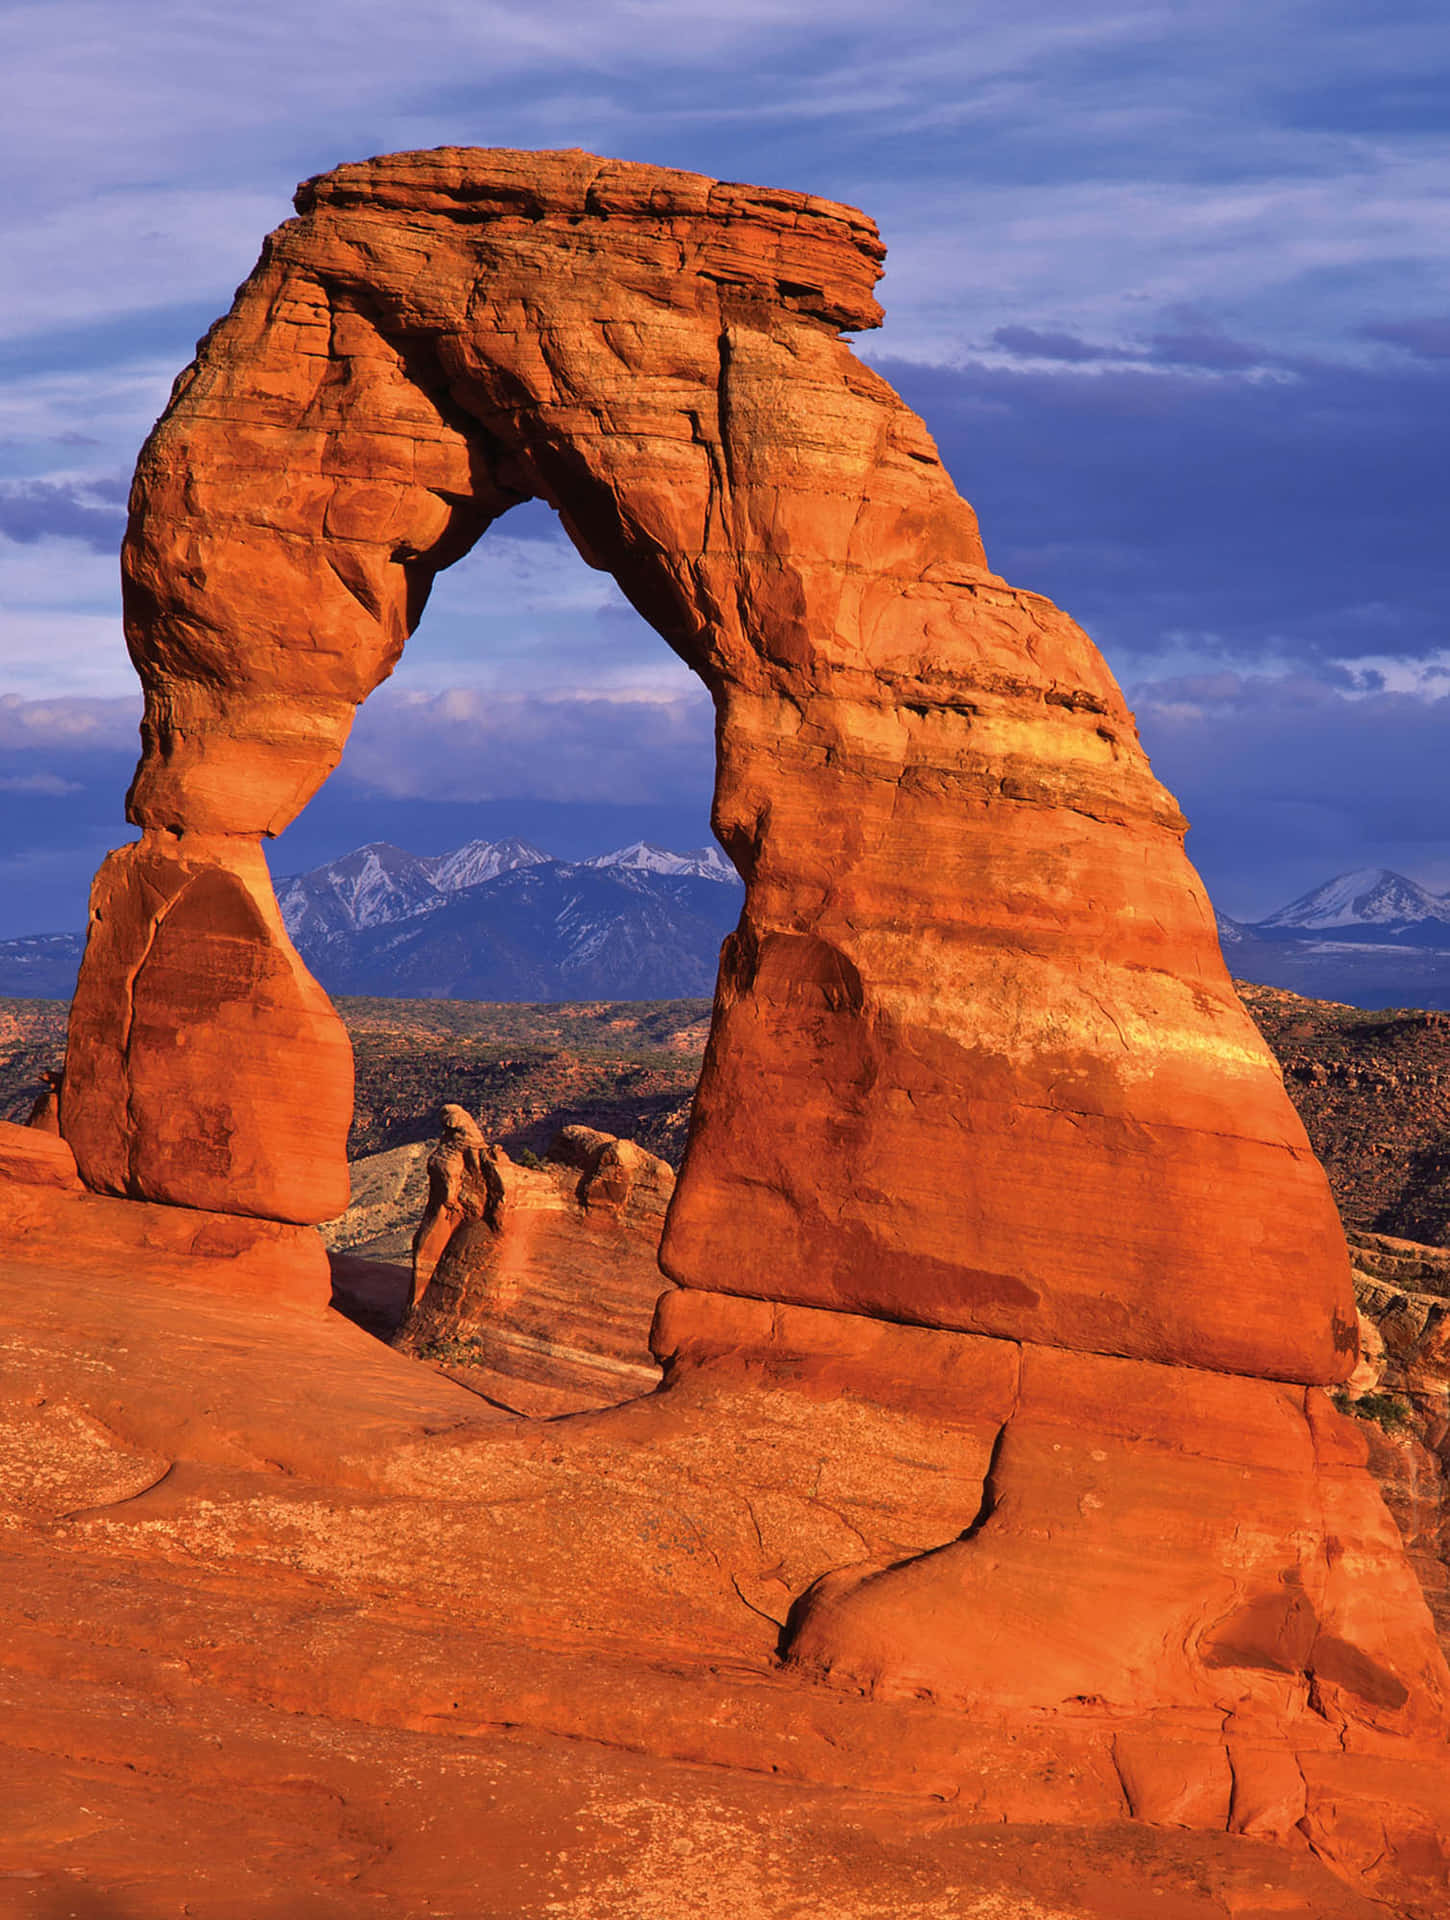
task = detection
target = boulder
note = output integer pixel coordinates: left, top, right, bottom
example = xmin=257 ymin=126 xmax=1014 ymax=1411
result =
xmin=399 ymin=1117 xmax=673 ymax=1414
xmin=62 ymin=835 xmax=351 ymax=1223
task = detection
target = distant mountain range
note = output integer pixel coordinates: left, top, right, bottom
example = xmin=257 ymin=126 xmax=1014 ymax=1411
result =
xmin=5 ymin=854 xmax=1450 ymax=1008
xmin=1213 ymin=868 xmax=1450 ymax=1008
xmin=275 ymin=837 xmax=743 ymax=1001
xmin=0 ymin=838 xmax=745 ymax=1003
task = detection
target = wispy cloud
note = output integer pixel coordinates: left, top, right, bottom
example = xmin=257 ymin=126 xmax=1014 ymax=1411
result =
xmin=880 ymin=345 xmax=1450 ymax=676
xmin=1362 ymin=315 xmax=1450 ymax=360
xmin=1130 ymin=669 xmax=1450 ymax=915
xmin=341 ymin=680 xmax=715 ymax=806
xmin=0 ymin=692 xmax=140 ymax=749
xmin=0 ymin=480 xmax=126 ymax=548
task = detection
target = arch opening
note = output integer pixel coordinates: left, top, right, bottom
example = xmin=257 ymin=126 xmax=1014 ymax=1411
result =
xmin=266 ymin=500 xmax=737 ymax=1414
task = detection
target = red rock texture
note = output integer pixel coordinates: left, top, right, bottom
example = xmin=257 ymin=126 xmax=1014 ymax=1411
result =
xmin=63 ymin=835 xmax=352 ymax=1222
xmin=30 ymin=147 xmax=1450 ymax=1904
xmin=0 ymin=1119 xmax=330 ymax=1307
xmin=64 ymin=147 xmax=1353 ymax=1384
xmin=399 ymin=1116 xmax=673 ymax=1413
xmin=1 ymin=1236 xmax=1446 ymax=1916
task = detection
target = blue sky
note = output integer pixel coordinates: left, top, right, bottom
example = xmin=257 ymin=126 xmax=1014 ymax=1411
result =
xmin=1 ymin=0 xmax=1447 ymax=934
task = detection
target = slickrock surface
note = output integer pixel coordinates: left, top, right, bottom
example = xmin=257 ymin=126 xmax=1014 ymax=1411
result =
xmin=398 ymin=1117 xmax=673 ymax=1414
xmin=0 ymin=1120 xmax=330 ymax=1306
xmin=0 ymin=1221 xmax=1442 ymax=1915
xmin=24 ymin=148 xmax=1450 ymax=1907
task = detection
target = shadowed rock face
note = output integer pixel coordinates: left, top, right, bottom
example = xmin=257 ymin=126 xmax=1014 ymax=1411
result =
xmin=64 ymin=147 xmax=1350 ymax=1382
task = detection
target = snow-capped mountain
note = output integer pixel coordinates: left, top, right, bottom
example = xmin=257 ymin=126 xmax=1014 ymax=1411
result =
xmin=1199 ymin=868 xmax=1450 ymax=1009
xmin=583 ymin=840 xmax=738 ymax=884
xmin=275 ymin=843 xmax=445 ymax=942
xmin=430 ymin=836 xmax=552 ymax=893
xmin=1257 ymin=868 xmax=1450 ymax=938
xmin=322 ymin=860 xmax=742 ymax=1002
xmin=276 ymin=835 xmax=593 ymax=942
xmin=261 ymin=834 xmax=744 ymax=1000
xmin=13 ymin=845 xmax=1450 ymax=1009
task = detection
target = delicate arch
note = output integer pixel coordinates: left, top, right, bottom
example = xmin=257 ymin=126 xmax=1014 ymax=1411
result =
xmin=63 ymin=148 xmax=1353 ymax=1382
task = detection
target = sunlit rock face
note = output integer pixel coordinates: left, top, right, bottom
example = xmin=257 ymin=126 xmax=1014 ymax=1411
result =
xmin=66 ymin=147 xmax=1349 ymax=1388
xmin=399 ymin=1115 xmax=674 ymax=1415
xmin=47 ymin=155 xmax=1450 ymax=1889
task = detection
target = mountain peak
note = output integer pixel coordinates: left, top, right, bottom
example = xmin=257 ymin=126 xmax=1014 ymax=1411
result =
xmin=584 ymin=841 xmax=738 ymax=883
xmin=1257 ymin=868 xmax=1450 ymax=933
xmin=430 ymin=837 xmax=553 ymax=894
xmin=274 ymin=832 xmax=740 ymax=949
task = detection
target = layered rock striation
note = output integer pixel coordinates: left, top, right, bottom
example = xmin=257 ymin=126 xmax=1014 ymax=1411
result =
xmin=399 ymin=1113 xmax=673 ymax=1413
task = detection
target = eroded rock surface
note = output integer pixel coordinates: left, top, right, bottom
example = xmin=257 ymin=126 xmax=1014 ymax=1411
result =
xmin=28 ymin=147 xmax=1450 ymax=1904
xmin=399 ymin=1116 xmax=673 ymax=1413
xmin=63 ymin=835 xmax=352 ymax=1222
xmin=1 ymin=1245 xmax=1446 ymax=1916
xmin=0 ymin=1119 xmax=331 ymax=1308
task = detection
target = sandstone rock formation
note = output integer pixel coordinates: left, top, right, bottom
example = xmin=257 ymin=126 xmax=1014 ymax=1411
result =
xmin=65 ymin=146 xmax=1351 ymax=1384
xmin=0 ymin=1118 xmax=330 ymax=1305
xmin=2 ymin=1238 xmax=1424 ymax=1917
xmin=24 ymin=1069 xmax=61 ymax=1134
xmin=63 ymin=835 xmax=352 ymax=1222
xmin=407 ymin=1102 xmax=499 ymax=1303
xmin=400 ymin=1116 xmax=672 ymax=1413
xmin=29 ymin=147 xmax=1450 ymax=1903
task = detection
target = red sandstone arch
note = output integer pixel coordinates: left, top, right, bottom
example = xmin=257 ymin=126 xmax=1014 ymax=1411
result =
xmin=61 ymin=146 xmax=1353 ymax=1380
xmin=48 ymin=150 xmax=1450 ymax=1859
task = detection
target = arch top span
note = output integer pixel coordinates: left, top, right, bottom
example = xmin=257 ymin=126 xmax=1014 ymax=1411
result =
xmin=70 ymin=147 xmax=1353 ymax=1393
xmin=293 ymin=146 xmax=890 ymax=333
xmin=118 ymin=144 xmax=1026 ymax=841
